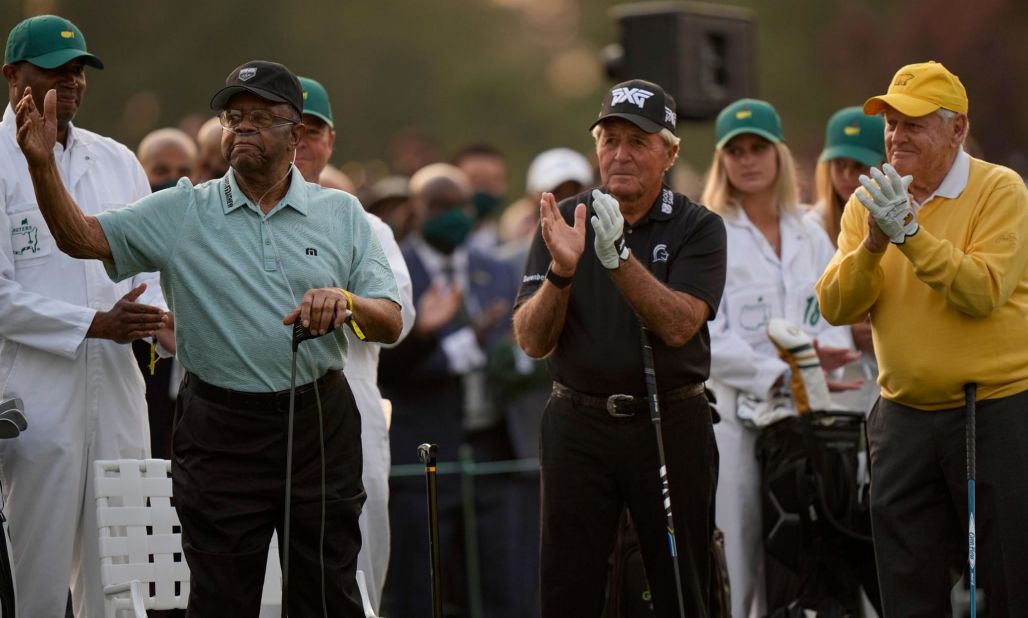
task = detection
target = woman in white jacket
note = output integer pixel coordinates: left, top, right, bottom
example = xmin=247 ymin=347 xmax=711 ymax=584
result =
xmin=701 ymin=99 xmax=860 ymax=618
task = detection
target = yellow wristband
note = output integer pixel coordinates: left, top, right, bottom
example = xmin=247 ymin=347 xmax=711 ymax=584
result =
xmin=338 ymin=289 xmax=366 ymax=340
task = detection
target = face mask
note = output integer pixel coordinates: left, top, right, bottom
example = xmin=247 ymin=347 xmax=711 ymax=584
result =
xmin=471 ymin=191 xmax=503 ymax=220
xmin=150 ymin=179 xmax=178 ymax=193
xmin=421 ymin=209 xmax=474 ymax=254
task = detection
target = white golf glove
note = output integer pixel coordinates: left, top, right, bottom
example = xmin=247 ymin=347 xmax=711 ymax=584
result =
xmin=856 ymin=163 xmax=918 ymax=244
xmin=590 ymin=189 xmax=630 ymax=269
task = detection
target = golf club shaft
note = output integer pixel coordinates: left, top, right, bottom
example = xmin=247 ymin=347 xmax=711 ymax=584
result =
xmin=641 ymin=328 xmax=687 ymax=618
xmin=965 ymin=382 xmax=977 ymax=618
xmin=419 ymin=444 xmax=443 ymax=618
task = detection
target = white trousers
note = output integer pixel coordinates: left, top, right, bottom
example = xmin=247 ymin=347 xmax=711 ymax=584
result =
xmin=0 ymin=341 xmax=148 ymax=618
xmin=712 ymin=383 xmax=765 ymax=618
xmin=346 ymin=376 xmax=390 ymax=614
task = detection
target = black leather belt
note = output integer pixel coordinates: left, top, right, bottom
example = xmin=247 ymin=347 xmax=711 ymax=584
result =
xmin=184 ymin=371 xmax=341 ymax=412
xmin=551 ymin=381 xmax=705 ymax=418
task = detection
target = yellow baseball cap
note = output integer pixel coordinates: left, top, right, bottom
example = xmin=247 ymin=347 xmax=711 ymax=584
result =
xmin=863 ymin=61 xmax=967 ymax=117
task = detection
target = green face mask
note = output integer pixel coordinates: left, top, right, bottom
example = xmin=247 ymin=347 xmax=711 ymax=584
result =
xmin=421 ymin=208 xmax=474 ymax=254
xmin=471 ymin=191 xmax=503 ymax=220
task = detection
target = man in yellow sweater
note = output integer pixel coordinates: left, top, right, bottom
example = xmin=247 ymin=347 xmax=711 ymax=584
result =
xmin=817 ymin=61 xmax=1028 ymax=617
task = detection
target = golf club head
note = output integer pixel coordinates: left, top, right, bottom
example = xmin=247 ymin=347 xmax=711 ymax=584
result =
xmin=0 ymin=408 xmax=27 ymax=432
xmin=0 ymin=418 xmax=20 ymax=440
xmin=0 ymin=397 xmax=23 ymax=416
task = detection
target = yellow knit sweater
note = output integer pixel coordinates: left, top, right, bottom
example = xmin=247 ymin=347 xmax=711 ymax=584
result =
xmin=817 ymin=156 xmax=1028 ymax=409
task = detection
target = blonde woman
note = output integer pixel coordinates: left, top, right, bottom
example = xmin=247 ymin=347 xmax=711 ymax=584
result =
xmin=806 ymin=107 xmax=886 ymax=413
xmin=702 ymin=99 xmax=861 ymax=617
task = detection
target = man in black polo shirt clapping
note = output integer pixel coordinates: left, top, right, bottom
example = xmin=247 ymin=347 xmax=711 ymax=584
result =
xmin=513 ymin=79 xmax=727 ymax=618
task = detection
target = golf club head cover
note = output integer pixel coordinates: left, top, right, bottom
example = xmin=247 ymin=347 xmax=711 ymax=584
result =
xmin=766 ymin=318 xmax=832 ymax=414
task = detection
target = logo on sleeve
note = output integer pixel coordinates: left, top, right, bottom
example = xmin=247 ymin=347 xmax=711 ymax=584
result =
xmin=611 ymin=87 xmax=654 ymax=109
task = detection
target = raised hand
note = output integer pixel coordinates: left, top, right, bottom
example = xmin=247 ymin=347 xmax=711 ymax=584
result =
xmin=14 ymin=87 xmax=58 ymax=167
xmin=413 ymin=281 xmax=462 ymax=337
xmin=590 ymin=189 xmax=629 ymax=270
xmin=539 ymin=192 xmax=585 ymax=277
xmin=857 ymin=163 xmax=917 ymax=245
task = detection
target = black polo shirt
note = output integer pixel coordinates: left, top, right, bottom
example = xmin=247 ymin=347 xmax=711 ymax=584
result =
xmin=515 ymin=186 xmax=726 ymax=396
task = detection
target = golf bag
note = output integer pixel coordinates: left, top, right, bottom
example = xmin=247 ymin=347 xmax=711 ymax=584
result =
xmin=602 ymin=509 xmax=731 ymax=618
xmin=756 ymin=410 xmax=878 ymax=618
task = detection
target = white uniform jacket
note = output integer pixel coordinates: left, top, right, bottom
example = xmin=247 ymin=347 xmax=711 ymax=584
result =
xmin=710 ymin=208 xmax=852 ymax=400
xmin=345 ymin=212 xmax=415 ymax=612
xmin=0 ymin=104 xmax=163 ymax=618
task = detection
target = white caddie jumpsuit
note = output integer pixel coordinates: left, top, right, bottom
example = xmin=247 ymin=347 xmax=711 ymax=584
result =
xmin=345 ymin=213 xmax=415 ymax=613
xmin=708 ymin=208 xmax=854 ymax=618
xmin=0 ymin=105 xmax=163 ymax=618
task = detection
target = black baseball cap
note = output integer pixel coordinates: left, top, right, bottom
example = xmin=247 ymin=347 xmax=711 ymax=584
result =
xmin=210 ymin=60 xmax=303 ymax=118
xmin=590 ymin=79 xmax=677 ymax=134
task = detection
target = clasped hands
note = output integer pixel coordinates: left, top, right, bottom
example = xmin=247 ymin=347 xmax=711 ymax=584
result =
xmin=856 ymin=163 xmax=918 ymax=249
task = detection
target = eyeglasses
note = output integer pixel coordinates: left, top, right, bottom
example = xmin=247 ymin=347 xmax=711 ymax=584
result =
xmin=218 ymin=109 xmax=298 ymax=131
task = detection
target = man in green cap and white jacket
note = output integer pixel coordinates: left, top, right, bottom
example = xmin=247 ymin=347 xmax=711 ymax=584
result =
xmin=0 ymin=14 xmax=170 ymax=618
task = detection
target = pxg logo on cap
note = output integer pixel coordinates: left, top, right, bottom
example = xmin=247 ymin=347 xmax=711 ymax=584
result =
xmin=591 ymin=78 xmax=677 ymax=134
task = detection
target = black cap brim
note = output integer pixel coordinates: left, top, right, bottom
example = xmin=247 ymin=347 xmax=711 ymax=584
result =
xmin=210 ymin=85 xmax=299 ymax=116
xmin=590 ymin=112 xmax=664 ymax=134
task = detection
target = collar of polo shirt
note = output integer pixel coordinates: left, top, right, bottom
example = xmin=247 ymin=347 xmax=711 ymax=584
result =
xmin=223 ymin=165 xmax=309 ymax=216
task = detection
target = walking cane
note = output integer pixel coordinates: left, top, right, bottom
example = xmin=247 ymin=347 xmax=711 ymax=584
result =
xmin=418 ymin=443 xmax=443 ymax=618
xmin=964 ymin=383 xmax=977 ymax=618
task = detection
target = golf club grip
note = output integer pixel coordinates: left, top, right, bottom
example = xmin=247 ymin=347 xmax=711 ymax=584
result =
xmin=965 ymin=383 xmax=976 ymax=480
xmin=292 ymin=321 xmax=337 ymax=350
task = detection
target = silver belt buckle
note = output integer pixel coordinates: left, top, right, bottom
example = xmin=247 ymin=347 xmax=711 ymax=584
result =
xmin=606 ymin=394 xmax=635 ymax=417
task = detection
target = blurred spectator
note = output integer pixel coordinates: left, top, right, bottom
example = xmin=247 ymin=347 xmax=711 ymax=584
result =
xmin=389 ymin=128 xmax=442 ymax=178
xmin=454 ymin=143 xmax=508 ymax=251
xmin=319 ymin=163 xmax=356 ymax=193
xmin=137 ymin=127 xmax=196 ymax=191
xmin=296 ymin=75 xmax=416 ymax=613
xmin=192 ymin=115 xmax=227 ymax=182
xmin=379 ymin=163 xmax=527 ymax=618
xmin=363 ymin=175 xmax=414 ymax=242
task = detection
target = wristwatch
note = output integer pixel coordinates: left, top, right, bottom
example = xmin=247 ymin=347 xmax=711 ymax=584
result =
xmin=545 ymin=264 xmax=573 ymax=289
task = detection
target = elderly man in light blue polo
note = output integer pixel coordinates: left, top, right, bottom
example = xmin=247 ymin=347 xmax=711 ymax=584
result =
xmin=13 ymin=58 xmax=401 ymax=617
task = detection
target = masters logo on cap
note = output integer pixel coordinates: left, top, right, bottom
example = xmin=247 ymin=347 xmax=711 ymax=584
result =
xmin=715 ymin=98 xmax=784 ymax=150
xmin=819 ymin=106 xmax=885 ymax=168
xmin=863 ymin=61 xmax=968 ymax=117
xmin=4 ymin=14 xmax=104 ymax=70
xmin=591 ymin=78 xmax=677 ymax=134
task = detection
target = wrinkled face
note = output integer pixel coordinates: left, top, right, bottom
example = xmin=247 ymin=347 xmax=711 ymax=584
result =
xmin=219 ymin=92 xmax=302 ymax=174
xmin=294 ymin=114 xmax=335 ymax=182
xmin=141 ymin=141 xmax=195 ymax=189
xmin=884 ymin=107 xmax=962 ymax=181
xmin=828 ymin=157 xmax=869 ymax=203
xmin=5 ymin=58 xmax=87 ymax=131
xmin=721 ymin=133 xmax=778 ymax=196
xmin=596 ymin=119 xmax=676 ymax=204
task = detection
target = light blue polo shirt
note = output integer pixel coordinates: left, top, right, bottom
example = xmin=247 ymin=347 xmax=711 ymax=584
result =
xmin=96 ymin=167 xmax=400 ymax=392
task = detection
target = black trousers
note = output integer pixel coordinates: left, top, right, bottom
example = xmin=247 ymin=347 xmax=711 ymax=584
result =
xmin=172 ymin=371 xmax=366 ymax=617
xmin=539 ymin=391 xmax=718 ymax=618
xmin=868 ymin=391 xmax=1028 ymax=618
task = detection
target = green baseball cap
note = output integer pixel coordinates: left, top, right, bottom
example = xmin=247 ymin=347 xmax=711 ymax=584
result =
xmin=298 ymin=76 xmax=333 ymax=128
xmin=4 ymin=15 xmax=103 ymax=70
xmin=715 ymin=98 xmax=783 ymax=149
xmin=819 ymin=106 xmax=885 ymax=167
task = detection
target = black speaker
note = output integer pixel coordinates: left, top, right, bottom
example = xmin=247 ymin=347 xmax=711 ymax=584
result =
xmin=606 ymin=2 xmax=757 ymax=121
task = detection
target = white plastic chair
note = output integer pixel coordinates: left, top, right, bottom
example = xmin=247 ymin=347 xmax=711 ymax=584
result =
xmin=95 ymin=459 xmax=380 ymax=617
xmin=94 ymin=459 xmax=187 ymax=617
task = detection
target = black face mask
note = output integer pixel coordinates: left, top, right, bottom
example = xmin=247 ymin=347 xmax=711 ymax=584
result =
xmin=150 ymin=179 xmax=179 ymax=193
